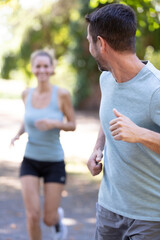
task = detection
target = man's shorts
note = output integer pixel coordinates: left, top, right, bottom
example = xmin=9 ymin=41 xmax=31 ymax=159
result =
xmin=20 ymin=156 xmax=66 ymax=184
xmin=95 ymin=203 xmax=160 ymax=240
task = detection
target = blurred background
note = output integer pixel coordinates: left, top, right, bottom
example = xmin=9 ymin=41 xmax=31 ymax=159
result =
xmin=0 ymin=0 xmax=160 ymax=239
xmin=0 ymin=0 xmax=160 ymax=109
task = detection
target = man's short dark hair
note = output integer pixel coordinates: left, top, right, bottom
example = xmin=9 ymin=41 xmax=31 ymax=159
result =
xmin=86 ymin=3 xmax=137 ymax=53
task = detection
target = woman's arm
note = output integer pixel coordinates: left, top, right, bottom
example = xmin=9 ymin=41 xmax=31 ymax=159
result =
xmin=56 ymin=88 xmax=76 ymax=131
xmin=10 ymin=89 xmax=28 ymax=146
xmin=10 ymin=122 xmax=25 ymax=146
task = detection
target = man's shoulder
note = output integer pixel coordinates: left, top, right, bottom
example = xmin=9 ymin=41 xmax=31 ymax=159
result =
xmin=145 ymin=61 xmax=160 ymax=81
xmin=99 ymin=71 xmax=114 ymax=92
xmin=99 ymin=71 xmax=112 ymax=84
xmin=100 ymin=71 xmax=111 ymax=78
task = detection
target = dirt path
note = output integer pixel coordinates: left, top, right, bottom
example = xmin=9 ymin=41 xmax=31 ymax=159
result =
xmin=0 ymin=99 xmax=101 ymax=240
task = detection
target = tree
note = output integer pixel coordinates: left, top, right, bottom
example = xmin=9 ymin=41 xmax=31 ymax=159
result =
xmin=1 ymin=0 xmax=76 ymax=83
xmin=1 ymin=0 xmax=160 ymax=109
xmin=69 ymin=0 xmax=160 ymax=109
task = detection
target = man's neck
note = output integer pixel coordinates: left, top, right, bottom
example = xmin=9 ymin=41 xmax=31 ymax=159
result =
xmin=108 ymin=53 xmax=145 ymax=83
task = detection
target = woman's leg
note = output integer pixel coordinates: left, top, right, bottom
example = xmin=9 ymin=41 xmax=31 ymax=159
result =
xmin=21 ymin=176 xmax=41 ymax=240
xmin=43 ymin=183 xmax=64 ymax=226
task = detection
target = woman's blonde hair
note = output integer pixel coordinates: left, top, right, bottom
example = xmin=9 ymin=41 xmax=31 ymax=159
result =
xmin=30 ymin=49 xmax=56 ymax=66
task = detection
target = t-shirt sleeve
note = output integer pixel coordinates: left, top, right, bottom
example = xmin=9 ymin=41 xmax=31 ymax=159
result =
xmin=99 ymin=72 xmax=105 ymax=92
xmin=99 ymin=71 xmax=110 ymax=92
xmin=150 ymin=88 xmax=160 ymax=127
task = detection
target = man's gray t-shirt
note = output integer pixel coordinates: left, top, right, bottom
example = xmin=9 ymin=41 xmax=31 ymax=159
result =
xmin=99 ymin=61 xmax=160 ymax=221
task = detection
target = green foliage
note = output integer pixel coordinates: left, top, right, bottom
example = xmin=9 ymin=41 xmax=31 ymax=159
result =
xmin=1 ymin=53 xmax=18 ymax=79
xmin=89 ymin=0 xmax=160 ymax=59
xmin=0 ymin=0 xmax=16 ymax=6
xmin=70 ymin=0 xmax=160 ymax=107
xmin=144 ymin=46 xmax=160 ymax=70
xmin=1 ymin=0 xmax=75 ymax=82
xmin=1 ymin=0 xmax=160 ymax=108
xmin=69 ymin=0 xmax=101 ymax=108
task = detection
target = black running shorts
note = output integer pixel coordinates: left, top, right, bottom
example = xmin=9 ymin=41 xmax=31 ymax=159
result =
xmin=20 ymin=157 xmax=66 ymax=184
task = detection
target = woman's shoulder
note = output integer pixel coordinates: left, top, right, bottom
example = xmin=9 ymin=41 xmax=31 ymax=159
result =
xmin=21 ymin=87 xmax=31 ymax=102
xmin=57 ymin=87 xmax=71 ymax=99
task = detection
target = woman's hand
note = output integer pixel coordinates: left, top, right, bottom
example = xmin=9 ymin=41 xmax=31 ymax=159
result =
xmin=10 ymin=135 xmax=20 ymax=147
xmin=35 ymin=119 xmax=58 ymax=131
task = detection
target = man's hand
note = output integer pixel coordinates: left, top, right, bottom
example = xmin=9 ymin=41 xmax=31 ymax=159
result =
xmin=109 ymin=108 xmax=140 ymax=143
xmin=87 ymin=148 xmax=103 ymax=176
xmin=35 ymin=119 xmax=57 ymax=131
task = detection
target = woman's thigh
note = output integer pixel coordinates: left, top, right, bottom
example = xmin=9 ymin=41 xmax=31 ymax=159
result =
xmin=43 ymin=183 xmax=64 ymax=221
xmin=20 ymin=176 xmax=41 ymax=218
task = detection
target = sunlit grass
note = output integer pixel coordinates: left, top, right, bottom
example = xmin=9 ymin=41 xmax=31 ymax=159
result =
xmin=0 ymin=92 xmax=20 ymax=99
xmin=0 ymin=79 xmax=25 ymax=99
xmin=66 ymin=159 xmax=103 ymax=182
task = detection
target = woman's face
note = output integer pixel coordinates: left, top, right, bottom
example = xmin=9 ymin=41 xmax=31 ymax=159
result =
xmin=32 ymin=55 xmax=54 ymax=83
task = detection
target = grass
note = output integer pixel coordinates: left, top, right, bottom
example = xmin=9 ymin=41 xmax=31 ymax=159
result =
xmin=66 ymin=160 xmax=103 ymax=182
xmin=0 ymin=92 xmax=21 ymax=99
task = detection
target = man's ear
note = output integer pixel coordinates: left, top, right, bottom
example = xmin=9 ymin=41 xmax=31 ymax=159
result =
xmin=97 ymin=36 xmax=108 ymax=53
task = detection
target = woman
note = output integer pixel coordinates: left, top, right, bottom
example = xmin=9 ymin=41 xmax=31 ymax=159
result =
xmin=11 ymin=50 xmax=76 ymax=240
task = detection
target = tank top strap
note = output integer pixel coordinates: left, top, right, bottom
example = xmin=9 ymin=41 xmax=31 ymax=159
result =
xmin=50 ymin=85 xmax=59 ymax=108
xmin=25 ymin=88 xmax=34 ymax=107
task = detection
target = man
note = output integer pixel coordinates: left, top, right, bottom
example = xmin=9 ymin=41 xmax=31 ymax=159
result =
xmin=86 ymin=3 xmax=160 ymax=240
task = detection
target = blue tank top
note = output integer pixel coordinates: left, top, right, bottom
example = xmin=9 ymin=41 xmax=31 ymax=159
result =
xmin=24 ymin=86 xmax=64 ymax=162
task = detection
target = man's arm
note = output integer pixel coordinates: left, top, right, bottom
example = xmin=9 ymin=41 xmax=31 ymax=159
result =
xmin=110 ymin=108 xmax=160 ymax=155
xmin=87 ymin=124 xmax=105 ymax=176
xmin=136 ymin=128 xmax=160 ymax=154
